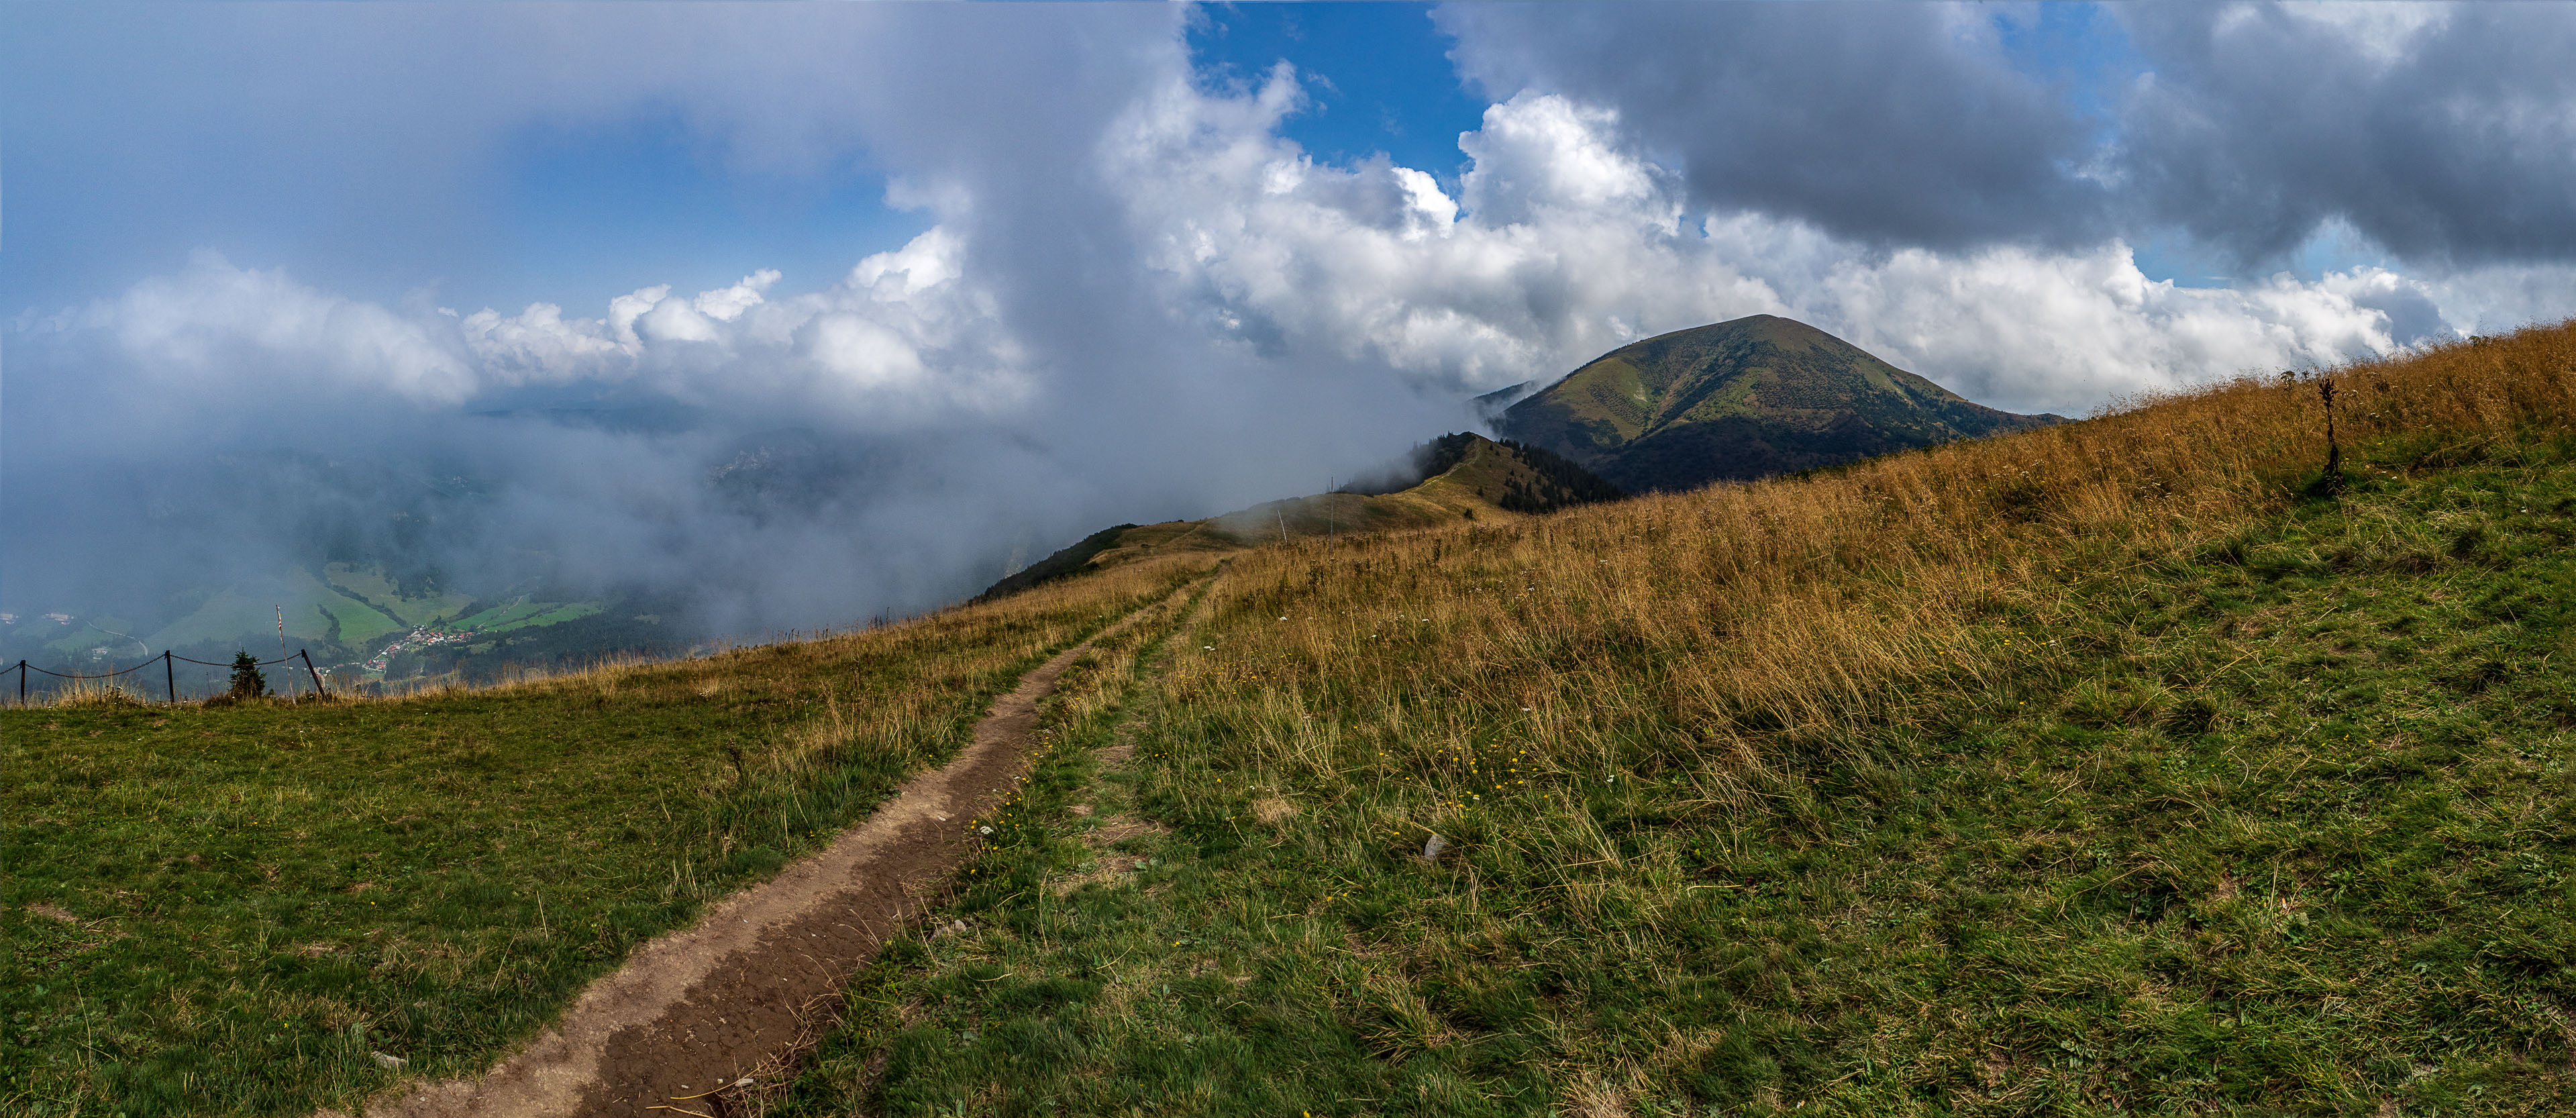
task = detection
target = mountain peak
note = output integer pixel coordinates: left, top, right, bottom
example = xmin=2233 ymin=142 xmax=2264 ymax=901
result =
xmin=1498 ymin=315 xmax=2061 ymax=492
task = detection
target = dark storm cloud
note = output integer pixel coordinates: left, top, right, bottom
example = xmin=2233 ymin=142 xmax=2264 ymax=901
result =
xmin=1437 ymin=2 xmax=2576 ymax=273
xmin=2114 ymin=4 xmax=2576 ymax=267
xmin=1436 ymin=3 xmax=2114 ymax=252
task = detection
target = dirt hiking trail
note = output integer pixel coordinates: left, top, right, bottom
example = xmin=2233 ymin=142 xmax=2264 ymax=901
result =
xmin=364 ymin=589 xmax=1187 ymax=1118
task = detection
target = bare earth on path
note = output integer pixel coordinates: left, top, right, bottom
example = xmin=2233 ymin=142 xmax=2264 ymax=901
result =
xmin=360 ymin=591 xmax=1185 ymax=1118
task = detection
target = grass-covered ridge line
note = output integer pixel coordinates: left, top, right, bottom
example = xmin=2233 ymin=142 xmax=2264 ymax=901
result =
xmin=1499 ymin=314 xmax=2062 ymax=493
xmin=0 ymin=558 xmax=1204 ymax=1118
xmin=984 ymin=434 xmax=1621 ymax=605
xmin=977 ymin=524 xmax=1143 ymax=603
xmin=780 ymin=323 xmax=2576 ymax=1115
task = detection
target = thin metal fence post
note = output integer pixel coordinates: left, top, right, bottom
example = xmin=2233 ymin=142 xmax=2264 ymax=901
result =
xmin=165 ymin=652 xmax=176 ymax=705
xmin=15 ymin=660 xmax=24 ymax=705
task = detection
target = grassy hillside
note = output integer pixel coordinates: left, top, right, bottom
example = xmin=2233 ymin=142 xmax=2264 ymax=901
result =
xmin=772 ymin=323 xmax=2576 ymax=1115
xmin=1501 ymin=314 xmax=2061 ymax=492
xmin=982 ymin=435 xmax=1613 ymax=601
xmin=316 ymin=564 xmax=474 ymax=629
xmin=7 ymin=562 xmax=633 ymax=701
xmin=0 ymin=557 xmax=1206 ymax=1117
xmin=978 ymin=525 xmax=1143 ymax=603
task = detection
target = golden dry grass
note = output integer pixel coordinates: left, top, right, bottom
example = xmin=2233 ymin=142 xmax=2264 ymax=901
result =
xmin=1201 ymin=323 xmax=2576 ymax=764
xmin=1106 ymin=320 xmax=2576 ymax=1111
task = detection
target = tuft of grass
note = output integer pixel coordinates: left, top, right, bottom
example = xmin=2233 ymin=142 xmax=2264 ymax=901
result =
xmin=0 ymin=559 xmax=1206 ymax=1117
xmin=775 ymin=322 xmax=2576 ymax=1115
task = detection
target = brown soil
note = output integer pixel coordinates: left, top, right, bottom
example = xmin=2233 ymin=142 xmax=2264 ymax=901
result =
xmin=364 ymin=594 xmax=1180 ymax=1118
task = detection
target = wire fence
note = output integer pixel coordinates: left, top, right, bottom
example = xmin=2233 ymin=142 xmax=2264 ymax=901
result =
xmin=9 ymin=649 xmax=329 ymax=706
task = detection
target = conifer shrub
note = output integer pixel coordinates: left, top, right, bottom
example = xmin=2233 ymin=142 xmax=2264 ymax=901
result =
xmin=224 ymin=651 xmax=266 ymax=701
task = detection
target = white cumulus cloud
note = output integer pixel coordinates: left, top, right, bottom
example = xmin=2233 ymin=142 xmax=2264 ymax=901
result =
xmin=1098 ymin=82 xmax=2512 ymax=415
xmin=58 ymin=250 xmax=478 ymax=408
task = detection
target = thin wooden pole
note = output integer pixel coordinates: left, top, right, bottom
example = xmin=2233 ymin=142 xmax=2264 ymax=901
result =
xmin=302 ymin=650 xmax=329 ymax=699
xmin=164 ymin=651 xmax=176 ymax=705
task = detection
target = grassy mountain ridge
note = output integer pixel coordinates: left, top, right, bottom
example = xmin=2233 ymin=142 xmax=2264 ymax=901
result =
xmin=974 ymin=525 xmax=1141 ymax=604
xmin=1500 ymin=314 xmax=2063 ymax=492
xmin=974 ymin=434 xmax=1618 ymax=601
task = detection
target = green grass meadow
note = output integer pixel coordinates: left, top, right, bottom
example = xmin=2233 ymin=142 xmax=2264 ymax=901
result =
xmin=1 ymin=568 xmax=1192 ymax=1117
xmin=774 ymin=436 xmax=2576 ymax=1117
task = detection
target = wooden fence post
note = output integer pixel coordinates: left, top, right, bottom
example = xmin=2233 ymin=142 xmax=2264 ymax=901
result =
xmin=301 ymin=650 xmax=330 ymax=699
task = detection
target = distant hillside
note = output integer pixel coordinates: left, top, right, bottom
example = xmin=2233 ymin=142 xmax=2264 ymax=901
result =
xmin=0 ymin=560 xmax=673 ymax=696
xmin=1469 ymin=380 xmax=1538 ymax=425
xmin=972 ymin=525 xmax=1139 ymax=604
xmin=1335 ymin=432 xmax=1621 ymax=512
xmin=974 ymin=434 xmax=1616 ymax=601
xmin=1498 ymin=314 xmax=2062 ymax=492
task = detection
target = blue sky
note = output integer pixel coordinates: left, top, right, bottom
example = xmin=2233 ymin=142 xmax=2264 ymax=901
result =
xmin=486 ymin=113 xmax=929 ymax=315
xmin=1189 ymin=3 xmax=1488 ymax=181
xmin=472 ymin=3 xmax=1496 ymax=314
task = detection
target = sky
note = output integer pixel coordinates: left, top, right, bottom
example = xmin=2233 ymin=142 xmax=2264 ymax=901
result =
xmin=7 ymin=1 xmax=2575 ymax=642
